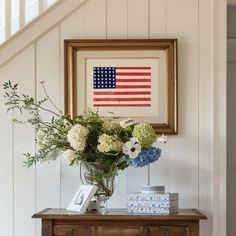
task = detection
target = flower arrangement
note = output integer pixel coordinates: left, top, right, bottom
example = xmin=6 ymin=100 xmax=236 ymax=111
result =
xmin=3 ymin=81 xmax=167 ymax=198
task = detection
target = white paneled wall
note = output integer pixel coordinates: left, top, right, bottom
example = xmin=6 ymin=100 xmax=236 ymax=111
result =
xmin=13 ymin=45 xmax=36 ymax=236
xmin=0 ymin=45 xmax=36 ymax=236
xmin=35 ymin=26 xmax=61 ymax=236
xmin=199 ymin=0 xmax=213 ymax=235
xmin=0 ymin=0 xmax=215 ymax=236
xmin=167 ymin=0 xmax=199 ymax=208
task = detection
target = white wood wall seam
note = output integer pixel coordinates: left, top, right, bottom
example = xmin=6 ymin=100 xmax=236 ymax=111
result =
xmin=58 ymin=23 xmax=62 ymax=209
xmin=165 ymin=0 xmax=167 ymax=37
xmin=148 ymin=0 xmax=150 ymax=39
xmin=59 ymin=3 xmax=87 ymax=208
xmin=125 ymin=0 xmax=128 ymax=198
xmin=12 ymin=110 xmax=15 ymax=236
xmin=35 ymin=27 xmax=61 ymax=236
xmin=105 ymin=0 xmax=107 ymax=39
xmin=126 ymin=0 xmax=149 ymax=194
xmin=197 ymin=0 xmax=200 ymax=211
xmin=199 ymin=0 xmax=214 ymax=234
xmin=126 ymin=0 xmax=128 ymax=39
xmin=34 ymin=41 xmax=37 ymax=236
xmin=106 ymin=0 xmax=128 ymax=208
xmin=166 ymin=0 xmax=171 ymax=194
xmin=213 ymin=0 xmax=227 ymax=234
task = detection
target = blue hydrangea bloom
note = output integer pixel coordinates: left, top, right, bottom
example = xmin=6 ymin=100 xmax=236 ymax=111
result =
xmin=125 ymin=147 xmax=161 ymax=167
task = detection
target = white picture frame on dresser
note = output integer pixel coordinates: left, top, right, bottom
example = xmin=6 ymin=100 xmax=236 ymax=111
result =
xmin=67 ymin=185 xmax=98 ymax=213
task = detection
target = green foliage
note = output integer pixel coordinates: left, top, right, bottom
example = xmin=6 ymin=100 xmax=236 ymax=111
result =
xmin=2 ymin=81 xmax=133 ymax=171
xmin=3 ymin=81 xmax=162 ymax=197
xmin=3 ymin=81 xmax=158 ymax=180
xmin=3 ymin=81 xmax=67 ymax=167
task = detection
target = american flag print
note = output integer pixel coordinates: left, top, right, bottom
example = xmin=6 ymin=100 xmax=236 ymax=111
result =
xmin=93 ymin=66 xmax=152 ymax=107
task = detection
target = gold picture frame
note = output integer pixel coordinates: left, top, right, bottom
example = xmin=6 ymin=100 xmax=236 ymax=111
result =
xmin=64 ymin=39 xmax=178 ymax=134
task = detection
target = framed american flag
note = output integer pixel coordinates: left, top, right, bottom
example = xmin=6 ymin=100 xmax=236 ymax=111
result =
xmin=64 ymin=39 xmax=178 ymax=134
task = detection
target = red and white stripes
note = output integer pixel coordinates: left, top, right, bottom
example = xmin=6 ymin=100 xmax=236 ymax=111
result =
xmin=93 ymin=66 xmax=152 ymax=107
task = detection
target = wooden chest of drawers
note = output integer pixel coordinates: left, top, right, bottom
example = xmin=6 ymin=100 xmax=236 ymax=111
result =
xmin=33 ymin=208 xmax=207 ymax=236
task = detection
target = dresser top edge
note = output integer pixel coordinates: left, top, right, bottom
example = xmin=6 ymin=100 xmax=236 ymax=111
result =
xmin=32 ymin=208 xmax=207 ymax=220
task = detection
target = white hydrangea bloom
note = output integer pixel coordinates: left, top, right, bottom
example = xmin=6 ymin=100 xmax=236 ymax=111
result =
xmin=97 ymin=134 xmax=123 ymax=153
xmin=67 ymin=124 xmax=89 ymax=151
xmin=63 ymin=149 xmax=77 ymax=163
xmin=102 ymin=119 xmax=120 ymax=131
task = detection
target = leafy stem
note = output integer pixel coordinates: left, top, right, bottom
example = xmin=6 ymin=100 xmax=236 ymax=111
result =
xmin=40 ymin=81 xmax=62 ymax=115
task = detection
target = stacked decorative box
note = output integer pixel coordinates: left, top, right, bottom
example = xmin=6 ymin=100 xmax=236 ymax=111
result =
xmin=127 ymin=192 xmax=178 ymax=214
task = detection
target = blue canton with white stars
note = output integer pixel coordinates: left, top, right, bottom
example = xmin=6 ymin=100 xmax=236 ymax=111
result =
xmin=93 ymin=67 xmax=116 ymax=89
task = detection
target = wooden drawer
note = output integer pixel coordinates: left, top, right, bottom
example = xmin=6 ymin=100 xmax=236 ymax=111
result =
xmin=147 ymin=226 xmax=188 ymax=236
xmin=98 ymin=226 xmax=143 ymax=236
xmin=53 ymin=225 xmax=93 ymax=236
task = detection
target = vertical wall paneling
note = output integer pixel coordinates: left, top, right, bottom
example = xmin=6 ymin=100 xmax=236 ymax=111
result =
xmin=59 ymin=5 xmax=86 ymax=40
xmin=107 ymin=0 xmax=128 ymax=39
xmin=59 ymin=0 xmax=106 ymax=206
xmin=150 ymin=0 xmax=166 ymax=38
xmin=126 ymin=0 xmax=149 ymax=193
xmin=150 ymin=143 xmax=172 ymax=193
xmin=60 ymin=0 xmax=107 ymax=205
xmin=106 ymin=0 xmax=128 ymax=208
xmin=84 ymin=0 xmax=106 ymax=39
xmin=127 ymin=0 xmax=149 ymax=38
xmin=0 ymin=65 xmax=14 ymax=236
xmin=149 ymin=0 xmax=172 ymax=192
xmin=36 ymin=26 xmax=61 ymax=236
xmin=59 ymin=4 xmax=86 ymax=208
xmin=13 ymin=45 xmax=36 ymax=236
xmin=0 ymin=0 xmax=219 ymax=235
xmin=213 ymin=0 xmax=227 ymax=235
xmin=199 ymin=0 xmax=213 ymax=235
xmin=166 ymin=0 xmax=199 ymax=208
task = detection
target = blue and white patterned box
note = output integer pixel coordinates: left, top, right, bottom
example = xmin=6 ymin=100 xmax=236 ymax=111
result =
xmin=127 ymin=206 xmax=178 ymax=214
xmin=128 ymin=192 xmax=178 ymax=202
xmin=127 ymin=199 xmax=178 ymax=208
xmin=127 ymin=192 xmax=178 ymax=214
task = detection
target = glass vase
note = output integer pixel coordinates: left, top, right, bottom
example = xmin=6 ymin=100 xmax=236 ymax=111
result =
xmin=81 ymin=161 xmax=118 ymax=213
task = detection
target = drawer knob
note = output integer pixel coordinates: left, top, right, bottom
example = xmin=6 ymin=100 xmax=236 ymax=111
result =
xmin=70 ymin=228 xmax=77 ymax=235
xmin=165 ymin=229 xmax=170 ymax=235
xmin=117 ymin=228 xmax=125 ymax=235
